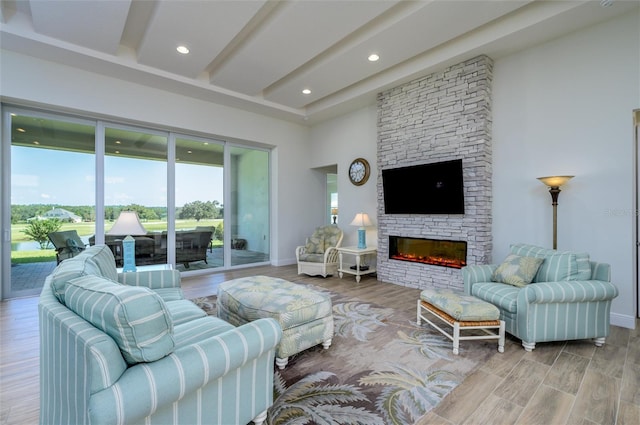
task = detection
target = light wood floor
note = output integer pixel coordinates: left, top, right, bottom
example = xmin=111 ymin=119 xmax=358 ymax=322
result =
xmin=1 ymin=264 xmax=638 ymax=425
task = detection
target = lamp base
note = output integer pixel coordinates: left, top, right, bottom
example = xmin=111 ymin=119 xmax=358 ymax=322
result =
xmin=122 ymin=235 xmax=137 ymax=273
xmin=357 ymin=228 xmax=366 ymax=249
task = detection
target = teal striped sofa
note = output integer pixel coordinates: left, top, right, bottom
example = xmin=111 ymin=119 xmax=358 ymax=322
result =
xmin=39 ymin=245 xmax=282 ymax=425
xmin=462 ymin=243 xmax=619 ymax=351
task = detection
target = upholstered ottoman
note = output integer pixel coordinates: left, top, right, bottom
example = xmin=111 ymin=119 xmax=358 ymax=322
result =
xmin=217 ymin=276 xmax=334 ymax=369
xmin=417 ymin=288 xmax=505 ymax=355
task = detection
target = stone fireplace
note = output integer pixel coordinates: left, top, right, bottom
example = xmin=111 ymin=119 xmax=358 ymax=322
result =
xmin=376 ymin=55 xmax=493 ymax=290
xmin=389 ymin=236 xmax=467 ymax=269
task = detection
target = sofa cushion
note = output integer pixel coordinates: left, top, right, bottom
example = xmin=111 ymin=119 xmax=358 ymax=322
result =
xmin=471 ymin=281 xmax=520 ymax=313
xmin=49 ymin=255 xmax=103 ymax=303
xmin=79 ymin=244 xmax=118 ymax=282
xmin=492 ymin=254 xmax=544 ymax=287
xmin=298 ymin=253 xmax=325 ymax=263
xmin=509 ymin=243 xmax=591 ymax=281
xmin=172 ymin=316 xmax=235 ymax=349
xmin=165 ymin=299 xmax=208 ymax=326
xmin=64 ymin=274 xmax=175 ymax=364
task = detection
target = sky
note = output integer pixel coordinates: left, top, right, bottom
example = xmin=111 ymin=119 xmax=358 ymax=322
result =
xmin=10 ymin=146 xmax=224 ymax=207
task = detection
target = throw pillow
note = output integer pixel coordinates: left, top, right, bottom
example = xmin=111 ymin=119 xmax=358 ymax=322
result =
xmin=49 ymin=255 xmax=102 ymax=303
xmin=509 ymin=243 xmax=591 ymax=281
xmin=492 ymin=254 xmax=544 ymax=287
xmin=64 ymin=274 xmax=175 ymax=364
xmin=534 ymin=252 xmax=578 ymax=282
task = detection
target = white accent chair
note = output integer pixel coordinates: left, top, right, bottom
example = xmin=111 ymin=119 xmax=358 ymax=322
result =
xmin=296 ymin=225 xmax=343 ymax=277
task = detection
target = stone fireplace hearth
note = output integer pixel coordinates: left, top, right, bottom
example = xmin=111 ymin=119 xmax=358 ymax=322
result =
xmin=376 ymin=55 xmax=493 ymax=290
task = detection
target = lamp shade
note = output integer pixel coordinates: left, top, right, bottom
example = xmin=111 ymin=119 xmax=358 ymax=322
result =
xmin=537 ymin=175 xmax=574 ymax=188
xmin=350 ymin=213 xmax=372 ymax=228
xmin=108 ymin=211 xmax=147 ymax=235
xmin=331 ymin=207 xmax=338 ymax=215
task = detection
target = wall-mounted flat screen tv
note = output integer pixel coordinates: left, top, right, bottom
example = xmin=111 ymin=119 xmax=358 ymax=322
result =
xmin=382 ymin=159 xmax=465 ymax=214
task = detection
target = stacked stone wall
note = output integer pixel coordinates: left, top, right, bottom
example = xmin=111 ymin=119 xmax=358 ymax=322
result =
xmin=376 ymin=55 xmax=493 ymax=290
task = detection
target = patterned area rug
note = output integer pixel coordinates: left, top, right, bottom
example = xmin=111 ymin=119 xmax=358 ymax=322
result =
xmin=192 ymin=284 xmax=497 ymax=424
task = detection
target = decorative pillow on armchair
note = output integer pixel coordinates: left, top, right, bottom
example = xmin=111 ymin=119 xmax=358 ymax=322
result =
xmin=492 ymin=254 xmax=544 ymax=287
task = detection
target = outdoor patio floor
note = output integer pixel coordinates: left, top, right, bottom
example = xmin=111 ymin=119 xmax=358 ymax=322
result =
xmin=9 ymin=248 xmax=269 ymax=295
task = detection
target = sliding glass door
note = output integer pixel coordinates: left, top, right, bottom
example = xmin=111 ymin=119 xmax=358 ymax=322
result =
xmin=1 ymin=105 xmax=271 ymax=299
xmin=228 ymin=146 xmax=270 ymax=266
xmin=101 ymin=125 xmax=168 ymax=268
xmin=175 ymin=136 xmax=224 ymax=271
xmin=7 ymin=111 xmax=95 ymax=299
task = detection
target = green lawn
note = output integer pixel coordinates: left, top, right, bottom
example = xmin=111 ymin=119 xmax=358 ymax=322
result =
xmin=11 ymin=219 xmax=222 ymax=264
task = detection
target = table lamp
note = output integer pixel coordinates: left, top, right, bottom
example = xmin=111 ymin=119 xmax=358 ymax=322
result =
xmin=108 ymin=211 xmax=147 ymax=272
xmin=350 ymin=212 xmax=373 ymax=249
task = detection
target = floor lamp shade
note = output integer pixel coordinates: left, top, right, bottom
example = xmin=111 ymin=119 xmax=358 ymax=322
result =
xmin=108 ymin=211 xmax=147 ymax=272
xmin=350 ymin=213 xmax=373 ymax=249
xmin=537 ymin=175 xmax=574 ymax=250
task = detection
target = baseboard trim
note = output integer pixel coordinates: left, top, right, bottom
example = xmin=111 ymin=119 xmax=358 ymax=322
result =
xmin=610 ymin=312 xmax=636 ymax=329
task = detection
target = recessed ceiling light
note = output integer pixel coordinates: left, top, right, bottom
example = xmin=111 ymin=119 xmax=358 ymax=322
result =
xmin=368 ymin=54 xmax=380 ymax=62
xmin=302 ymin=89 xmax=311 ymax=95
xmin=33 ymin=141 xmax=40 ymax=145
xmin=17 ymin=127 xmax=25 ymax=132
xmin=115 ymin=140 xmax=121 ymax=144
xmin=177 ymin=45 xmax=190 ymax=54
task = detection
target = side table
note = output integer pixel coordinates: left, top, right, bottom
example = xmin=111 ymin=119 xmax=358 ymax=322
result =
xmin=337 ymin=246 xmax=377 ymax=283
xmin=117 ymin=263 xmax=173 ymax=273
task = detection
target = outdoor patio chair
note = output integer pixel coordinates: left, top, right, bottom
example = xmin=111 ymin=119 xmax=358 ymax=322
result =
xmin=48 ymin=230 xmax=88 ymax=264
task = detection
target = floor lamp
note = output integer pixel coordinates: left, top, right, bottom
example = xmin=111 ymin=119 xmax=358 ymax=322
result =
xmin=537 ymin=176 xmax=574 ymax=250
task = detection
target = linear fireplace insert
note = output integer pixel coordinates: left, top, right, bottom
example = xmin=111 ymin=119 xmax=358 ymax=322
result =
xmin=389 ymin=236 xmax=467 ymax=269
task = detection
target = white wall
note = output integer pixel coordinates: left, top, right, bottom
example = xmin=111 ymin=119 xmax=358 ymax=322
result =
xmin=308 ymin=13 xmax=638 ymax=328
xmin=309 ymin=105 xmax=379 ymax=248
xmin=492 ymin=13 xmax=639 ymax=328
xmin=0 ymin=50 xmax=312 ymax=266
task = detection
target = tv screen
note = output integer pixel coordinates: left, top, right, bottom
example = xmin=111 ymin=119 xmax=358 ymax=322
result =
xmin=382 ymin=159 xmax=464 ymax=214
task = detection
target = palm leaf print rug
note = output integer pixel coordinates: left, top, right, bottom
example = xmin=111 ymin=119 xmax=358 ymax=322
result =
xmin=192 ymin=284 xmax=497 ymax=424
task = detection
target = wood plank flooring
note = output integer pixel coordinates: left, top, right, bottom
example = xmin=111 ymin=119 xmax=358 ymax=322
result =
xmin=1 ymin=264 xmax=638 ymax=424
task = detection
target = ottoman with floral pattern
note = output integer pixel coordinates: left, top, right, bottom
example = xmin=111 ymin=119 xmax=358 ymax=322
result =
xmin=417 ymin=287 xmax=505 ymax=355
xmin=217 ymin=276 xmax=333 ymax=369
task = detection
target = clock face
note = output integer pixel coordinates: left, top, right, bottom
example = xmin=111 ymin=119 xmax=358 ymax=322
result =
xmin=349 ymin=158 xmax=370 ymax=186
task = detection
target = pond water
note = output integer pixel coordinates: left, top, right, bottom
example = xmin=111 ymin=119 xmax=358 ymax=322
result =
xmin=12 ymin=237 xmax=91 ymax=251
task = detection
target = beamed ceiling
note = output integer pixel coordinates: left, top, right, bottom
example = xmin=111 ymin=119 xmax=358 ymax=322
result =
xmin=0 ymin=0 xmax=635 ymax=125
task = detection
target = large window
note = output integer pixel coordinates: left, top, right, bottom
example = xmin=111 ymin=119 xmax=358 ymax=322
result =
xmin=2 ymin=106 xmax=271 ymax=300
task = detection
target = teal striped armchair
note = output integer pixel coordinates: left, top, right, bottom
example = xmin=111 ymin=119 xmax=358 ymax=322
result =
xmin=462 ymin=243 xmax=619 ymax=351
xmin=39 ymin=245 xmax=282 ymax=425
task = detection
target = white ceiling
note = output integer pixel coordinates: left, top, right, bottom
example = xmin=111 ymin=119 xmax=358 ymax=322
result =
xmin=0 ymin=0 xmax=634 ymax=125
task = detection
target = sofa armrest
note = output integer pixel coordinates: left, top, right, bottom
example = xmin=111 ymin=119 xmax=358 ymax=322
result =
xmin=295 ymin=245 xmax=306 ymax=260
xmin=88 ymin=318 xmax=282 ymax=425
xmin=590 ymin=261 xmax=611 ymax=282
xmin=462 ymin=264 xmax=497 ymax=294
xmin=118 ymin=269 xmax=182 ymax=290
xmin=520 ymin=280 xmax=619 ymax=305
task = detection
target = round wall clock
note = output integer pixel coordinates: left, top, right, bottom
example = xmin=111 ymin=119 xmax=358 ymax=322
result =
xmin=348 ymin=158 xmax=370 ymax=186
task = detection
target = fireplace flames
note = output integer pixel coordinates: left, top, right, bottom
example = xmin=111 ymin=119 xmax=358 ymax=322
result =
xmin=390 ymin=252 xmax=466 ymax=269
xmin=389 ymin=236 xmax=467 ymax=269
